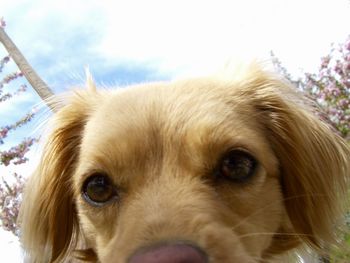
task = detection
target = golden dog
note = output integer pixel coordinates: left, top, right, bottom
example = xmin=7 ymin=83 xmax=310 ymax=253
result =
xmin=20 ymin=64 xmax=350 ymax=262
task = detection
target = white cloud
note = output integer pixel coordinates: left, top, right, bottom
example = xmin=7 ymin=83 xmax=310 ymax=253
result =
xmin=92 ymin=0 xmax=350 ymax=76
xmin=2 ymin=0 xmax=350 ymax=79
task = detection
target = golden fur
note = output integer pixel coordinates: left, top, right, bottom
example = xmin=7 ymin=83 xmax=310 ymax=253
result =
xmin=19 ymin=64 xmax=350 ymax=262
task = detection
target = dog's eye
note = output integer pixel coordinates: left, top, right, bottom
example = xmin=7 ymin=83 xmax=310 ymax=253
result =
xmin=218 ymin=150 xmax=258 ymax=183
xmin=82 ymin=174 xmax=117 ymax=206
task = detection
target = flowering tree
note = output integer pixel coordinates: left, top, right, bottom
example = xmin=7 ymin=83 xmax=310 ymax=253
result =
xmin=0 ymin=18 xmax=52 ymax=236
xmin=303 ymin=36 xmax=350 ymax=141
xmin=272 ymin=35 xmax=350 ymax=142
xmin=0 ymin=55 xmax=36 ymax=235
xmin=272 ymin=35 xmax=350 ymax=263
xmin=0 ymin=173 xmax=26 ymax=236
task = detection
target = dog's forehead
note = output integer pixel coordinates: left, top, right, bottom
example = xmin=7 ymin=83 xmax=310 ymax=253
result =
xmin=80 ymin=79 xmax=270 ymax=168
xmin=86 ymin=79 xmax=247 ymax=141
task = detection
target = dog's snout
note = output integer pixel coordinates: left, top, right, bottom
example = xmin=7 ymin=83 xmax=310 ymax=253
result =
xmin=128 ymin=243 xmax=208 ymax=263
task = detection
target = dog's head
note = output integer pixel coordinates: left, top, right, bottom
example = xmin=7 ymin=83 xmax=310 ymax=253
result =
xmin=20 ymin=64 xmax=350 ymax=262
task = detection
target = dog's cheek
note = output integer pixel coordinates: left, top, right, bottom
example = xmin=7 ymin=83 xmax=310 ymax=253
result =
xmin=217 ymin=175 xmax=285 ymax=256
xmin=76 ymin=198 xmax=119 ymax=250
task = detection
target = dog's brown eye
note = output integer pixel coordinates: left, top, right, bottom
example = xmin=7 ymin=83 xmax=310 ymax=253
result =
xmin=82 ymin=174 xmax=117 ymax=206
xmin=218 ymin=150 xmax=258 ymax=183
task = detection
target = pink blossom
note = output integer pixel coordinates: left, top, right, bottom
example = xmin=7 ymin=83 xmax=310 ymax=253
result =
xmin=321 ymin=56 xmax=330 ymax=69
xmin=345 ymin=40 xmax=350 ymax=51
xmin=0 ymin=17 xmax=5 ymax=28
xmin=0 ymin=173 xmax=26 ymax=235
xmin=0 ymin=138 xmax=36 ymax=166
xmin=0 ymin=56 xmax=10 ymax=73
xmin=334 ymin=61 xmax=344 ymax=76
xmin=338 ymin=99 xmax=349 ymax=108
xmin=272 ymin=34 xmax=350 ymax=138
xmin=342 ymin=80 xmax=350 ymax=88
xmin=0 ymin=47 xmax=37 ymax=235
xmin=344 ymin=62 xmax=350 ymax=71
xmin=1 ymin=72 xmax=23 ymax=84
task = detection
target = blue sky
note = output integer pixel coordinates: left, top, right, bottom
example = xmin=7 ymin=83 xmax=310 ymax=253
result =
xmin=1 ymin=0 xmax=350 ymax=260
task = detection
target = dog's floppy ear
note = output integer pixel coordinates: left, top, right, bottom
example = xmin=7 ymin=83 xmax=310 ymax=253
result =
xmin=19 ymin=86 xmax=99 ymax=262
xmin=246 ymin=70 xmax=350 ymax=251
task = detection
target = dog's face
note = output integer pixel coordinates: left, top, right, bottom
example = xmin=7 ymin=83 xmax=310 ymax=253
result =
xmin=20 ymin=65 xmax=350 ymax=263
xmin=75 ymin=77 xmax=284 ymax=262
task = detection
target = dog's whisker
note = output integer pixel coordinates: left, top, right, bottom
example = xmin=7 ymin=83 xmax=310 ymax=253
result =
xmin=237 ymin=232 xmax=314 ymax=239
xmin=231 ymin=192 xmax=340 ymax=232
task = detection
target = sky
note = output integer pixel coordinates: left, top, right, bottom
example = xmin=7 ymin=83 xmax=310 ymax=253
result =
xmin=0 ymin=0 xmax=350 ymax=261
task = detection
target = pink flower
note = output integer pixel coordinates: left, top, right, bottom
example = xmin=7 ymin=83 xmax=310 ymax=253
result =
xmin=321 ymin=56 xmax=330 ymax=69
xmin=345 ymin=55 xmax=350 ymax=62
xmin=1 ymin=56 xmax=10 ymax=64
xmin=338 ymin=99 xmax=350 ymax=108
xmin=345 ymin=40 xmax=350 ymax=51
xmin=0 ymin=173 xmax=26 ymax=236
xmin=344 ymin=62 xmax=350 ymax=71
xmin=334 ymin=61 xmax=344 ymax=76
xmin=0 ymin=17 xmax=5 ymax=28
xmin=342 ymin=80 xmax=350 ymax=88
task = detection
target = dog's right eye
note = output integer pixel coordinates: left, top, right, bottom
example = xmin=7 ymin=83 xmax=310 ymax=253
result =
xmin=82 ymin=173 xmax=118 ymax=206
xmin=216 ymin=149 xmax=258 ymax=183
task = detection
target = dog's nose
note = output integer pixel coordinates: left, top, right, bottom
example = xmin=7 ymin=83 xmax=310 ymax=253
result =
xmin=128 ymin=243 xmax=208 ymax=263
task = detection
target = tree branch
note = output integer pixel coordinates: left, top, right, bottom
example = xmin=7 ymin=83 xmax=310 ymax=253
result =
xmin=0 ymin=27 xmax=55 ymax=111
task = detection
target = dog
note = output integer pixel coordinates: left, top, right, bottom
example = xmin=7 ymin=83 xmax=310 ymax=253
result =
xmin=19 ymin=63 xmax=350 ymax=262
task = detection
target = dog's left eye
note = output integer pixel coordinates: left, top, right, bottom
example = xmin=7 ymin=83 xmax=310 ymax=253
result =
xmin=82 ymin=173 xmax=118 ymax=206
xmin=217 ymin=150 xmax=258 ymax=183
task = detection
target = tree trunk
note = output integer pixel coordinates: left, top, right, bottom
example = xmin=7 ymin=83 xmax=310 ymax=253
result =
xmin=0 ymin=27 xmax=55 ymax=110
